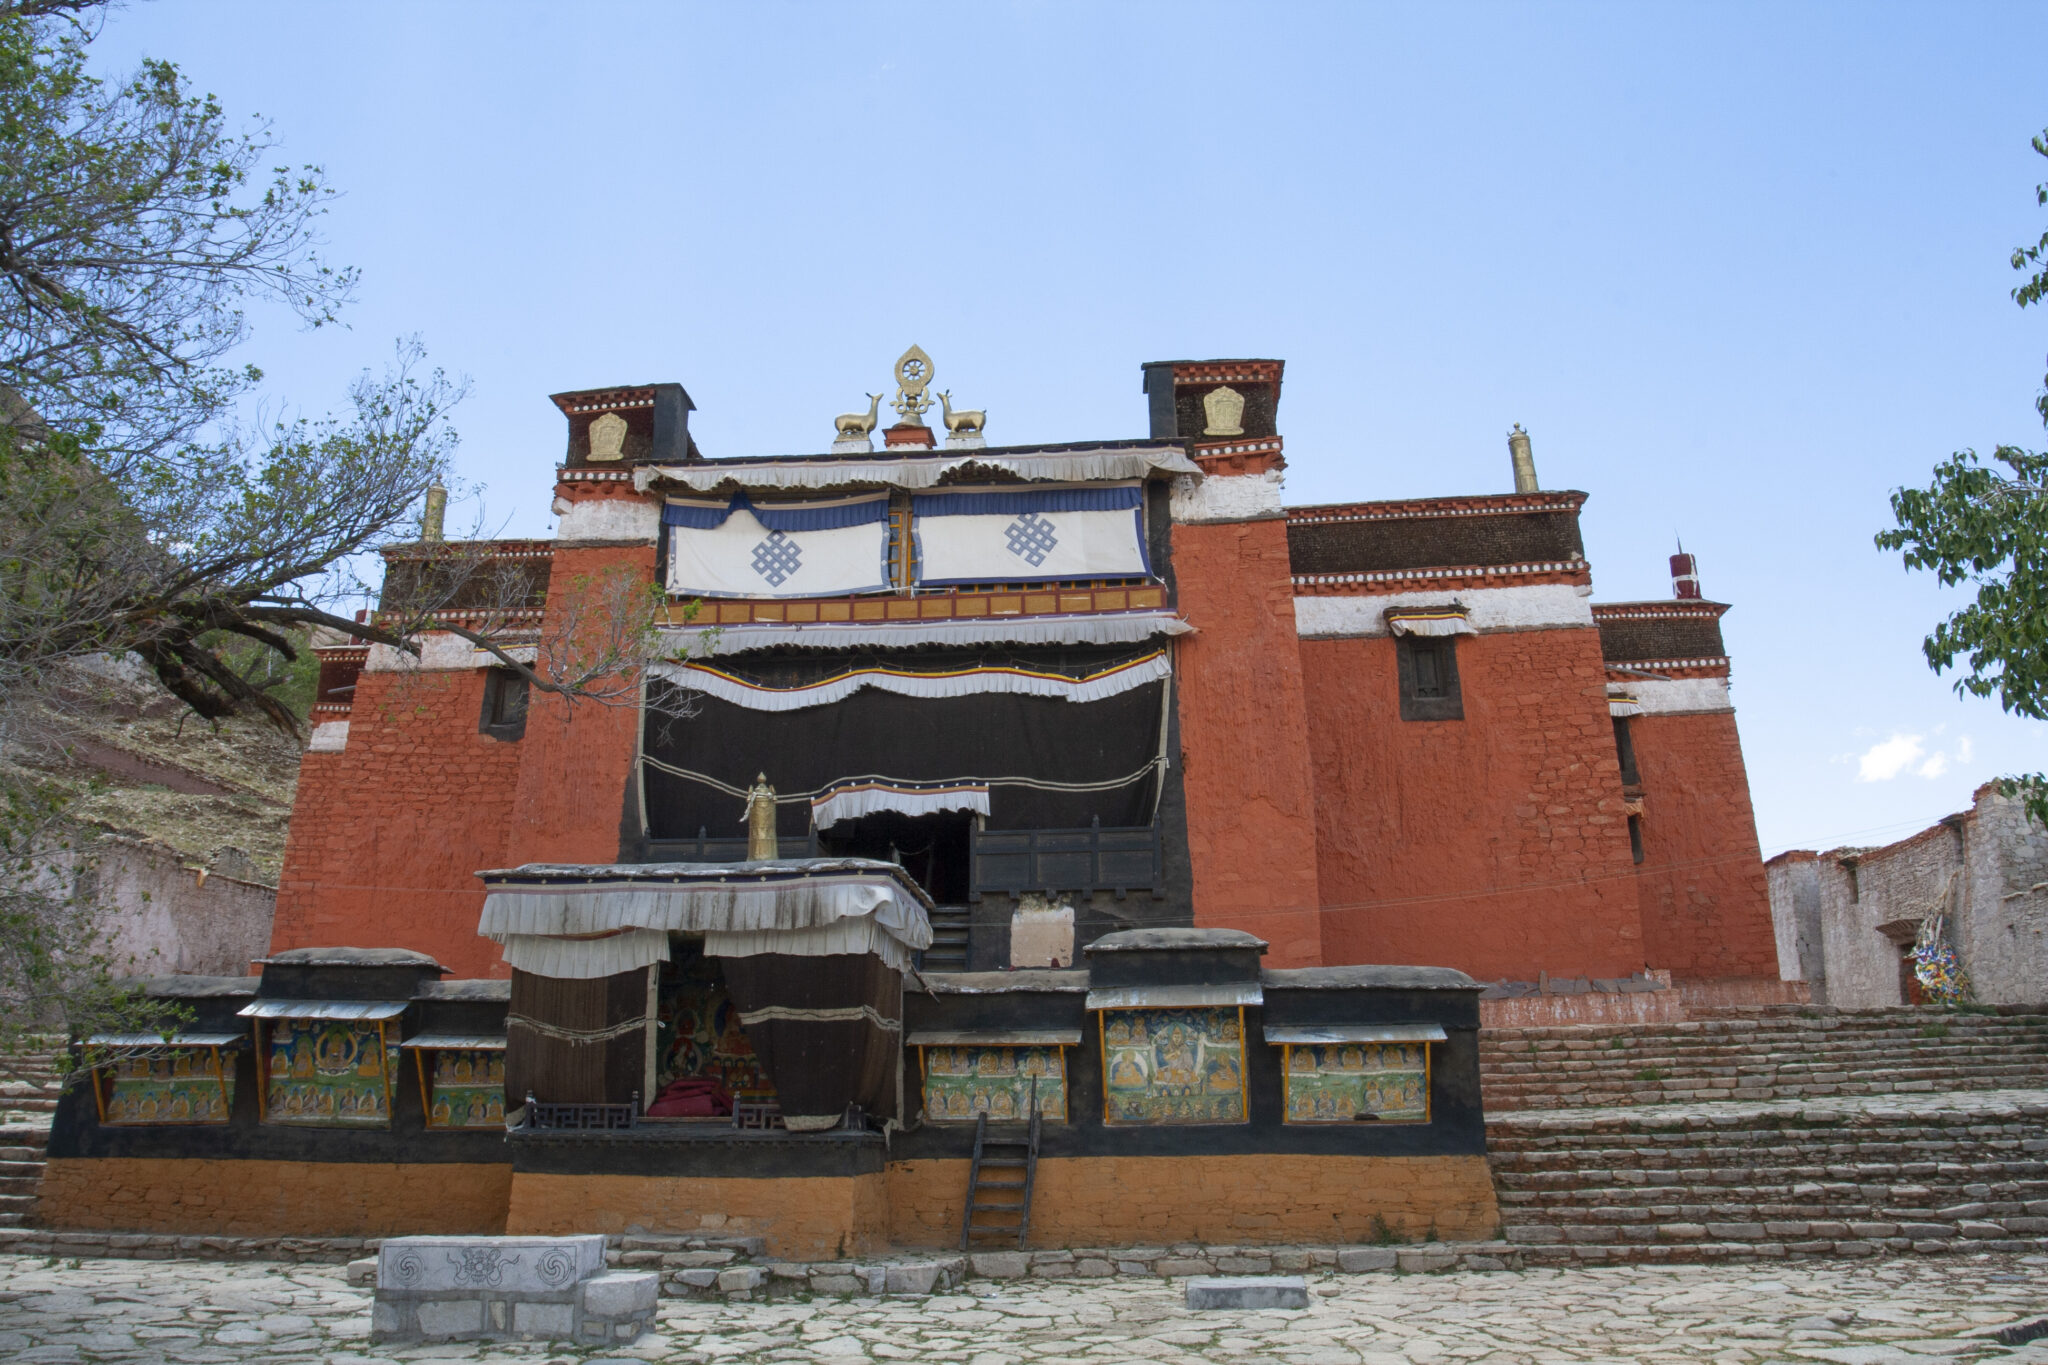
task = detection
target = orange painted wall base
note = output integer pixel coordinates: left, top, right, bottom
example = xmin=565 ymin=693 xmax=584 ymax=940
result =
xmin=37 ymin=1154 xmax=1499 ymax=1257
xmin=506 ymin=1171 xmax=890 ymax=1261
xmin=888 ymin=1154 xmax=1500 ymax=1249
xmin=36 ymin=1158 xmax=512 ymax=1237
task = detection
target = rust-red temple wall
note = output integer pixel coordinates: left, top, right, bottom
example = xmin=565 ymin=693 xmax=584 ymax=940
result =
xmin=1296 ymin=628 xmax=1648 ymax=980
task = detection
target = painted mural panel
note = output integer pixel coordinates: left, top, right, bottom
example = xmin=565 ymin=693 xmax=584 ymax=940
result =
xmin=262 ymin=1018 xmax=396 ymax=1127
xmin=1101 ymin=1007 xmax=1246 ymax=1125
xmin=921 ymin=1045 xmax=1067 ymax=1122
xmin=1282 ymin=1041 xmax=1430 ymax=1123
xmin=427 ymin=1049 xmax=505 ymax=1129
xmin=656 ymin=948 xmax=772 ymax=1100
xmin=101 ymin=1048 xmax=234 ymax=1125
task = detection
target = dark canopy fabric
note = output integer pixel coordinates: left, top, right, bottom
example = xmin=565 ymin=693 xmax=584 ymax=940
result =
xmin=643 ymin=676 xmax=1165 ymax=837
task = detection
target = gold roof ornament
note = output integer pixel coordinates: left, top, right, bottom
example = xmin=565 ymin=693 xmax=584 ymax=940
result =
xmin=744 ymin=773 xmax=778 ymax=861
xmin=831 ymin=393 xmax=882 ymax=453
xmin=890 ymin=344 xmax=935 ymax=426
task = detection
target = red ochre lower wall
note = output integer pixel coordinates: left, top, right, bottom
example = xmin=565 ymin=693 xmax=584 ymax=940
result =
xmin=269 ymin=668 xmax=520 ymax=978
xmin=1629 ymin=709 xmax=1780 ymax=981
xmin=35 ymin=1158 xmax=512 ymax=1236
xmin=886 ymin=1155 xmax=1499 ymax=1249
xmin=37 ymin=1155 xmax=1497 ymax=1256
xmin=1170 ymin=520 xmax=1325 ymax=966
xmin=507 ymin=1172 xmax=892 ymax=1261
xmin=1302 ymin=629 xmax=1647 ymax=981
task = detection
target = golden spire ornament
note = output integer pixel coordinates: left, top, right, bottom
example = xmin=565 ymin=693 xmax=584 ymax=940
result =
xmin=890 ymin=344 xmax=935 ymax=426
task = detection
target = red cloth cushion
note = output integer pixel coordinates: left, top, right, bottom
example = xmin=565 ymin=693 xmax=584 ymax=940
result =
xmin=646 ymin=1077 xmax=733 ymax=1118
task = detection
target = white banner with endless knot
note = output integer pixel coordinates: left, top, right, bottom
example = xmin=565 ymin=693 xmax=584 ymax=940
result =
xmin=915 ymin=505 xmax=1150 ymax=585
xmin=665 ymin=505 xmax=889 ymax=598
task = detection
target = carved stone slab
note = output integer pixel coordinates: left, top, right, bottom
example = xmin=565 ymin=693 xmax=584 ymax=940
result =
xmin=377 ymin=1235 xmax=607 ymax=1295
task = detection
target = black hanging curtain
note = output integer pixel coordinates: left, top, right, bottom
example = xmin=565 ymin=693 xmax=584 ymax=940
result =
xmin=643 ymin=677 xmax=1165 ymax=837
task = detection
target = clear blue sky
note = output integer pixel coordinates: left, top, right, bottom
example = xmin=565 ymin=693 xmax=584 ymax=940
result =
xmin=100 ymin=2 xmax=2046 ymax=857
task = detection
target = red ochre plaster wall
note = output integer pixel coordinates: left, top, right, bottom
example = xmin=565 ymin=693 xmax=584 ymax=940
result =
xmin=886 ymin=1155 xmax=1500 ymax=1249
xmin=269 ymin=666 xmax=521 ymax=978
xmin=1629 ymin=709 xmax=1780 ymax=980
xmin=506 ymin=542 xmax=656 ymax=865
xmin=1302 ymin=628 xmax=1647 ymax=980
xmin=37 ymin=1158 xmax=512 ymax=1236
xmin=1169 ymin=520 xmax=1325 ymax=966
xmin=506 ymin=1171 xmax=890 ymax=1261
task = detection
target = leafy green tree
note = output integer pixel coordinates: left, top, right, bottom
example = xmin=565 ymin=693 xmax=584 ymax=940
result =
xmin=1877 ymin=128 xmax=2048 ymax=823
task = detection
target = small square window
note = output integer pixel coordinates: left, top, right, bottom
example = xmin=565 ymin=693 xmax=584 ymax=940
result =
xmin=479 ymin=668 xmax=529 ymax=740
xmin=1396 ymin=636 xmax=1463 ymax=721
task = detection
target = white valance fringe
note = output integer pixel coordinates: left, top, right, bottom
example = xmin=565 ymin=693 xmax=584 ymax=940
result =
xmin=634 ymin=448 xmax=1200 ymax=494
xmin=637 ymin=755 xmax=1167 ymax=803
xmin=811 ymin=785 xmax=990 ymax=830
xmin=649 ymin=652 xmax=1170 ymax=713
xmin=1386 ymin=614 xmax=1476 ymax=637
xmin=708 ymin=919 xmax=916 ymax=972
xmin=478 ymin=873 xmax=933 ymax=951
xmin=498 ymin=928 xmax=673 ymax=979
xmin=1608 ymin=698 xmax=1645 ymax=718
xmin=656 ymin=611 xmax=1191 ymax=656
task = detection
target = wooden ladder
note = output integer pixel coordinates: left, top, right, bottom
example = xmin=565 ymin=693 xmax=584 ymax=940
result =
xmin=958 ymin=1077 xmax=1041 ymax=1250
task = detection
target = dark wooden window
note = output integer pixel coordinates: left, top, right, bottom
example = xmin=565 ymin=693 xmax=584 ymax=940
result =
xmin=1627 ymin=813 xmax=1645 ymax=865
xmin=479 ymin=668 xmax=529 ymax=741
xmin=1396 ymin=636 xmax=1463 ymax=721
xmin=1613 ymin=717 xmax=1640 ymax=786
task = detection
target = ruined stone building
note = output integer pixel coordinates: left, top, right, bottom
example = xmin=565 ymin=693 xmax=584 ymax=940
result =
xmin=1769 ymin=783 xmax=2048 ymax=1009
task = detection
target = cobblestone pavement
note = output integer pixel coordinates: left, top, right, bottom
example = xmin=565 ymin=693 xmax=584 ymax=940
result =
xmin=2 ymin=1252 xmax=2047 ymax=1364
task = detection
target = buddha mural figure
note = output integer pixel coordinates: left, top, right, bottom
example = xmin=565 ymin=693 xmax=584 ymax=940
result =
xmin=1154 ymin=1023 xmax=1200 ymax=1090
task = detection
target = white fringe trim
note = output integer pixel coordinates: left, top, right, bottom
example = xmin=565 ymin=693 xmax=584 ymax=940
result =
xmin=634 ymin=448 xmax=1200 ymax=494
xmin=811 ymin=784 xmax=990 ymax=830
xmin=498 ymin=928 xmax=673 ymax=980
xmin=478 ymin=873 xmax=933 ymax=952
xmin=1608 ymin=697 xmax=1645 ymax=718
xmin=735 ymin=1003 xmax=901 ymax=1030
xmin=660 ymin=611 xmax=1192 ymax=657
xmin=650 ymin=651 xmax=1171 ymax=713
xmin=1386 ymin=613 xmax=1476 ymax=637
xmin=707 ymin=918 xmax=919 ymax=972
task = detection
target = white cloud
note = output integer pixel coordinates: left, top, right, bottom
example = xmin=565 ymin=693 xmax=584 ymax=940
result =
xmin=1917 ymin=752 xmax=1949 ymax=779
xmin=1957 ymin=736 xmax=1975 ymax=763
xmin=1858 ymin=733 xmax=1926 ymax=782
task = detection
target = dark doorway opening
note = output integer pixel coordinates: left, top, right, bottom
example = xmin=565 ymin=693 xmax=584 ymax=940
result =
xmin=815 ymin=810 xmax=974 ymax=905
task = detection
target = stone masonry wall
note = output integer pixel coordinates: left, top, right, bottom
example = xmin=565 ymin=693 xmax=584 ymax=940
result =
xmin=1780 ymin=785 xmax=2048 ymax=1009
xmin=88 ymin=837 xmax=275 ymax=977
xmin=1628 ymin=710 xmax=1780 ymax=981
xmin=1300 ymin=629 xmax=1646 ymax=981
xmin=1169 ymin=519 xmax=1325 ymax=966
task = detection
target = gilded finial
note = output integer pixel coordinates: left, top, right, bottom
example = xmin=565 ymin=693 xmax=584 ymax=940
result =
xmin=744 ymin=772 xmax=778 ymax=861
xmin=891 ymin=344 xmax=935 ymax=426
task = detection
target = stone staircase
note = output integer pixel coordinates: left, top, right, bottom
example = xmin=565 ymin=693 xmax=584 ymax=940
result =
xmin=0 ymin=1042 xmax=66 ymax=1229
xmin=1488 ymin=1087 xmax=2048 ymax=1265
xmin=1481 ymin=1008 xmax=2048 ymax=1113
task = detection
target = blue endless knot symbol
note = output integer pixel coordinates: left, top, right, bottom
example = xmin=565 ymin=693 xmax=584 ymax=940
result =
xmin=1004 ymin=512 xmax=1060 ymax=567
xmin=751 ymin=531 xmax=802 ymax=586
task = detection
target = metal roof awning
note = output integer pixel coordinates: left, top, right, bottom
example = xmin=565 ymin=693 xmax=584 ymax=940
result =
xmin=84 ymin=1032 xmax=248 ymax=1048
xmin=905 ymin=1029 xmax=1083 ymax=1048
xmin=1262 ymin=1023 xmax=1448 ymax=1045
xmin=397 ymin=1034 xmax=508 ymax=1050
xmin=237 ymin=1000 xmax=408 ymax=1021
xmin=1085 ymin=982 xmax=1263 ymax=1011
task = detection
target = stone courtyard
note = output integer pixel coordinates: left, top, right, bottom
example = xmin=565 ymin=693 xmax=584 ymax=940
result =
xmin=3 ymin=1251 xmax=2048 ymax=1365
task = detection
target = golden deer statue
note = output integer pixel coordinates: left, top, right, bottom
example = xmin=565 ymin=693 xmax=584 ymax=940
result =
xmin=937 ymin=391 xmax=985 ymax=437
xmin=834 ymin=394 xmax=882 ymax=442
